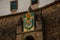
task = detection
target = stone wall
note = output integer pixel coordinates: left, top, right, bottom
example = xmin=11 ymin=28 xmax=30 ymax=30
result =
xmin=0 ymin=14 xmax=23 ymax=40
xmin=0 ymin=10 xmax=42 ymax=40
xmin=42 ymin=2 xmax=60 ymax=40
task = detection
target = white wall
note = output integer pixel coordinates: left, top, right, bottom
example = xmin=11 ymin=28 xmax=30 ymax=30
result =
xmin=0 ymin=0 xmax=10 ymax=16
xmin=39 ymin=0 xmax=55 ymax=7
xmin=17 ymin=0 xmax=30 ymax=12
xmin=0 ymin=0 xmax=55 ymax=16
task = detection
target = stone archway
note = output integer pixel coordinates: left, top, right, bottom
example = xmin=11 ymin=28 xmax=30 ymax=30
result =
xmin=25 ymin=35 xmax=35 ymax=40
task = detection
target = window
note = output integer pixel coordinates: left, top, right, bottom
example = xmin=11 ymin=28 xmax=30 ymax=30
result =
xmin=31 ymin=0 xmax=38 ymax=5
xmin=10 ymin=1 xmax=18 ymax=10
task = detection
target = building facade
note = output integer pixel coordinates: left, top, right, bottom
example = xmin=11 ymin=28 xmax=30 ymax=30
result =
xmin=0 ymin=1 xmax=60 ymax=40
